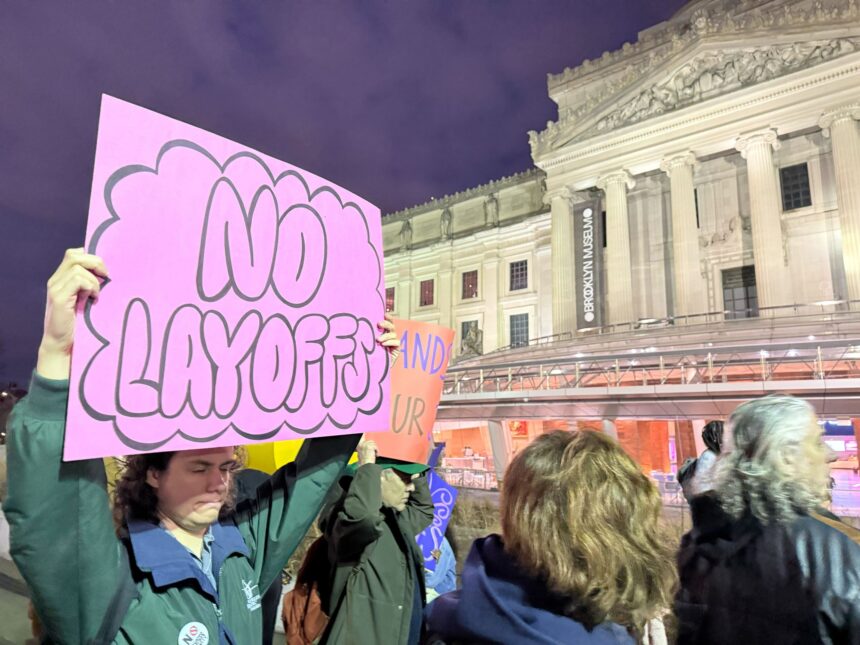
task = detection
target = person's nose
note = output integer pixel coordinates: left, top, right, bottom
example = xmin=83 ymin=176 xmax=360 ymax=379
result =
xmin=405 ymin=482 xmax=416 ymax=493
xmin=208 ymin=469 xmax=228 ymax=492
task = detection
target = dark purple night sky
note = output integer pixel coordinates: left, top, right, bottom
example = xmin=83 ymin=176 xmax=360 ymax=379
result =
xmin=0 ymin=0 xmax=687 ymax=386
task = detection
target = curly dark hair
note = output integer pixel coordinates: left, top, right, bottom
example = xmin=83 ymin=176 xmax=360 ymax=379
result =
xmin=112 ymin=448 xmax=244 ymax=529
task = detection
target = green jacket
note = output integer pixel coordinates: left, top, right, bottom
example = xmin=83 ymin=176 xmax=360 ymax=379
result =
xmin=321 ymin=464 xmax=434 ymax=645
xmin=4 ymin=373 xmax=358 ymax=644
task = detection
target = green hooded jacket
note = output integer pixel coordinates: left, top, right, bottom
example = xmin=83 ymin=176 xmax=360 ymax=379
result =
xmin=4 ymin=373 xmax=358 ymax=644
xmin=321 ymin=463 xmax=434 ymax=645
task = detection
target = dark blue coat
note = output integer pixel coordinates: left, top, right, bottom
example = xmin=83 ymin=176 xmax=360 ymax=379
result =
xmin=424 ymin=534 xmax=633 ymax=645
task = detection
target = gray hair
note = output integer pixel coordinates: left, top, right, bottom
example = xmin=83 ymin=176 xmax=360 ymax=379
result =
xmin=715 ymin=394 xmax=827 ymax=524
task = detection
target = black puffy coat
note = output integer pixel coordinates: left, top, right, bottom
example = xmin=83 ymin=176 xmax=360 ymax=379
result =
xmin=675 ymin=493 xmax=860 ymax=644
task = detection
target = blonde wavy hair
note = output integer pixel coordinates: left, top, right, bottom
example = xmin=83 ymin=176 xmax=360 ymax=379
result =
xmin=501 ymin=430 xmax=676 ymax=632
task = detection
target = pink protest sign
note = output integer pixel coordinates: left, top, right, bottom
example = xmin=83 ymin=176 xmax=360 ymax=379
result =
xmin=64 ymin=95 xmax=390 ymax=461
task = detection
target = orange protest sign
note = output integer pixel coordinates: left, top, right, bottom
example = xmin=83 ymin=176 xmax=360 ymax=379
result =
xmin=371 ymin=318 xmax=454 ymax=463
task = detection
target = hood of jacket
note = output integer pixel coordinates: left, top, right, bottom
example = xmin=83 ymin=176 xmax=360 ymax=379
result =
xmin=424 ymin=534 xmax=633 ymax=645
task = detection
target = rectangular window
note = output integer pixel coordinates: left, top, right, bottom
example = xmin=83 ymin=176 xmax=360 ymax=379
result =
xmin=385 ymin=287 xmax=395 ymax=312
xmin=780 ymin=163 xmax=812 ymax=211
xmin=509 ymin=260 xmax=528 ymax=291
xmin=722 ymin=266 xmax=758 ymax=320
xmin=510 ymin=313 xmax=529 ymax=348
xmin=462 ymin=270 xmax=479 ymax=299
xmin=419 ymin=279 xmax=434 ymax=307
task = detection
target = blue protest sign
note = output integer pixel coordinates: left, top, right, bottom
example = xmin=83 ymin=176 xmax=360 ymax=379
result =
xmin=416 ymin=469 xmax=458 ymax=572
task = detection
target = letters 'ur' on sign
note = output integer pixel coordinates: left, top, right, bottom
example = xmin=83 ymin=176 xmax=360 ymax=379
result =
xmin=63 ymin=95 xmax=390 ymax=461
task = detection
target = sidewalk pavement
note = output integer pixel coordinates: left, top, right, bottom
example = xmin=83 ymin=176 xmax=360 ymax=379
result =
xmin=0 ymin=556 xmax=36 ymax=644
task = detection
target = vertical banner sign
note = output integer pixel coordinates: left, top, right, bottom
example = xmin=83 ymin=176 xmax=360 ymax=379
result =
xmin=64 ymin=95 xmax=390 ymax=461
xmin=416 ymin=470 xmax=458 ymax=573
xmin=371 ymin=319 xmax=455 ymax=463
xmin=574 ymin=198 xmax=604 ymax=329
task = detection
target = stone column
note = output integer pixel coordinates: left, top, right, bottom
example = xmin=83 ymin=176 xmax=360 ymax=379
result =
xmin=549 ymin=189 xmax=577 ymax=334
xmin=482 ymin=252 xmax=500 ymax=352
xmin=597 ymin=171 xmax=636 ymax=325
xmin=434 ymin=247 xmax=453 ymax=329
xmin=691 ymin=419 xmax=707 ymax=455
xmin=820 ymin=105 xmax=860 ymax=303
xmin=852 ymin=419 xmax=860 ymax=463
xmin=487 ymin=419 xmax=511 ymax=480
xmin=601 ymin=419 xmax=618 ymax=440
xmin=396 ymin=279 xmax=412 ymax=319
xmin=735 ymin=130 xmax=792 ymax=309
xmin=661 ymin=152 xmax=706 ymax=317
xmin=438 ymin=264 xmax=453 ymax=329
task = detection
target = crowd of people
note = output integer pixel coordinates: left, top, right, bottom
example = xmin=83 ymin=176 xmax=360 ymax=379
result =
xmin=3 ymin=249 xmax=860 ymax=644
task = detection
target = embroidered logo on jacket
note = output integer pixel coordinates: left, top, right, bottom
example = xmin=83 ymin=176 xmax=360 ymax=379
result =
xmin=177 ymin=621 xmax=209 ymax=645
xmin=242 ymin=579 xmax=262 ymax=611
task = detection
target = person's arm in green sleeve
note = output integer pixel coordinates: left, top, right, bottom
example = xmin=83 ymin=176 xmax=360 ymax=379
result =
xmin=327 ymin=462 xmax=387 ymax=561
xmin=233 ymin=432 xmax=362 ymax=591
xmin=5 ymin=249 xmax=122 ymax=644
xmin=6 ymin=375 xmax=123 ymax=644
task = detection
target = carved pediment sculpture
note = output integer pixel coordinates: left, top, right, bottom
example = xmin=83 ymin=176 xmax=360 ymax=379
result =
xmin=529 ymin=0 xmax=860 ymax=158
xmin=595 ymin=39 xmax=857 ymax=136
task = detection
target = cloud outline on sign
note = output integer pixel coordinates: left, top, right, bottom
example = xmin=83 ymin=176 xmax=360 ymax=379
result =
xmin=78 ymin=139 xmax=387 ymax=452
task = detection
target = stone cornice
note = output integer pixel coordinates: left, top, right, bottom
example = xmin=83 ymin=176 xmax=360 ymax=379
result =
xmin=547 ymin=0 xmax=860 ymax=95
xmin=660 ymin=152 xmax=698 ymax=172
xmin=383 ymin=168 xmax=544 ymax=222
xmin=384 ymin=208 xmax=551 ymax=257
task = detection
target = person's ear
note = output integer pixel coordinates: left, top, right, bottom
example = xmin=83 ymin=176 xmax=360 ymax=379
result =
xmin=146 ymin=468 xmax=161 ymax=489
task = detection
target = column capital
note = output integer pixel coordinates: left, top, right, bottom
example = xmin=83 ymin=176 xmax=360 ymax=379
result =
xmin=596 ymin=170 xmax=635 ymax=192
xmin=659 ymin=152 xmax=697 ymax=173
xmin=735 ymin=129 xmax=780 ymax=158
xmin=545 ymin=186 xmax=594 ymax=205
xmin=819 ymin=103 xmax=860 ymax=137
xmin=543 ymin=185 xmax=569 ymax=205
